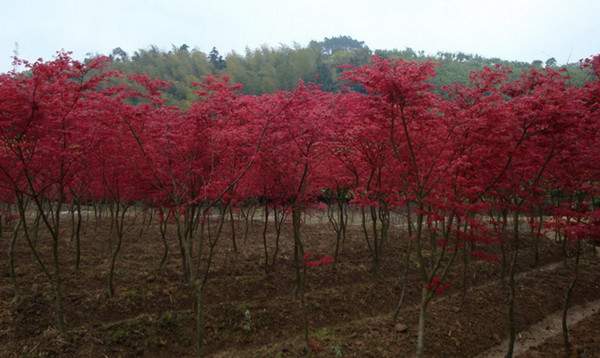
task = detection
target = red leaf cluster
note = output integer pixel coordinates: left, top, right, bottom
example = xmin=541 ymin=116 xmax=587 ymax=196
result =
xmin=303 ymin=252 xmax=335 ymax=267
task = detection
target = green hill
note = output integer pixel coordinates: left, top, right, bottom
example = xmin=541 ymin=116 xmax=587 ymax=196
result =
xmin=101 ymin=36 xmax=590 ymax=106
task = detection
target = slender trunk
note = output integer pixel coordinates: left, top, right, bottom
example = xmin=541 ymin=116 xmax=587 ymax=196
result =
xmin=185 ymin=206 xmax=196 ymax=268
xmin=406 ymin=201 xmax=413 ymax=238
xmin=15 ymin=196 xmax=51 ymax=281
xmin=138 ymin=207 xmax=147 ymax=240
xmin=83 ymin=202 xmax=90 ymax=235
xmin=292 ymin=206 xmax=310 ymax=352
xmin=562 ymin=240 xmax=581 ymax=355
xmin=177 ymin=234 xmax=190 ymax=282
xmin=31 ymin=210 xmax=42 ymax=247
xmin=505 ymin=211 xmax=520 ymax=358
xmin=393 ymin=239 xmax=412 ymax=320
xmin=333 ymin=227 xmax=342 ymax=267
xmin=17 ymin=194 xmax=68 ymax=333
xmin=378 ymin=206 xmax=390 ymax=260
xmin=93 ymin=203 xmax=99 ymax=232
xmin=292 ymin=207 xmax=303 ymax=296
xmin=158 ymin=215 xmax=169 ymax=274
xmin=74 ymin=199 xmax=82 ymax=271
xmin=174 ymin=209 xmax=191 ymax=283
xmin=242 ymin=207 xmax=251 ymax=243
xmin=460 ymin=219 xmax=469 ymax=308
xmin=327 ymin=201 xmax=343 ymax=266
xmin=340 ymin=201 xmax=348 ymax=254
xmin=107 ymin=204 xmax=127 ymax=297
xmin=107 ymin=235 xmax=121 ymax=297
xmin=108 ymin=204 xmax=115 ymax=249
xmin=140 ymin=208 xmax=153 ymax=243
xmin=262 ymin=203 xmax=270 ymax=273
xmin=370 ymin=205 xmax=380 ymax=273
xmin=249 ymin=206 xmax=257 ymax=228
xmin=360 ymin=206 xmax=373 ymax=254
xmin=229 ymin=206 xmax=237 ymax=254
xmin=70 ymin=204 xmax=76 ymax=242
xmin=193 ymin=205 xmax=227 ymax=357
xmin=533 ymin=212 xmax=543 ymax=267
xmin=500 ymin=209 xmax=508 ymax=280
xmin=416 ymin=287 xmax=430 ymax=358
xmin=147 ymin=208 xmax=154 ymax=231
xmin=561 ymin=216 xmax=570 ymax=265
xmin=270 ymin=207 xmax=285 ymax=270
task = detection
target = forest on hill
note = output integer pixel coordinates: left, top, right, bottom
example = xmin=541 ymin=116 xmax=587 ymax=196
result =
xmin=101 ymin=35 xmax=589 ymax=106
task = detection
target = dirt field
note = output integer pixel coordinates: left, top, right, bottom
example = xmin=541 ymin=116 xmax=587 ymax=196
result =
xmin=521 ymin=310 xmax=600 ymax=358
xmin=1 ymin=214 xmax=599 ymax=357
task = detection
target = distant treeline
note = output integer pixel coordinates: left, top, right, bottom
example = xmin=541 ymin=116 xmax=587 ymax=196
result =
xmin=100 ymin=35 xmax=590 ymax=106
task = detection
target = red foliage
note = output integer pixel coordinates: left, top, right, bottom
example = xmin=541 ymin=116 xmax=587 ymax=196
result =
xmin=426 ymin=275 xmax=451 ymax=295
xmin=304 ymin=253 xmax=335 ymax=267
xmin=1 ymin=51 xmax=600 ymax=302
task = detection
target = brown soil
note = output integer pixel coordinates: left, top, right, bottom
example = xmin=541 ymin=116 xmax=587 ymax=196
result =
xmin=1 ymin=213 xmax=598 ymax=357
xmin=519 ymin=310 xmax=600 ymax=358
xmin=479 ymin=298 xmax=600 ymax=358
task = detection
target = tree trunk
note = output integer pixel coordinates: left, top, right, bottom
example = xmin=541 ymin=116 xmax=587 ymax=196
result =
xmin=229 ymin=206 xmax=238 ymax=254
xmin=74 ymin=199 xmax=82 ymax=271
xmin=107 ymin=232 xmax=121 ymax=297
xmin=292 ymin=207 xmax=304 ymax=296
xmin=242 ymin=207 xmax=251 ymax=243
xmin=107 ymin=205 xmax=127 ymax=297
xmin=175 ymin=209 xmax=192 ymax=283
xmin=460 ymin=220 xmax=470 ymax=308
xmin=262 ymin=203 xmax=270 ymax=273
xmin=292 ymin=206 xmax=310 ymax=352
xmin=393 ymin=239 xmax=412 ymax=320
xmin=500 ymin=209 xmax=508 ymax=280
xmin=270 ymin=206 xmax=285 ymax=270
xmin=158 ymin=215 xmax=169 ymax=274
xmin=505 ymin=211 xmax=520 ymax=358
xmin=416 ymin=286 xmax=430 ymax=358
xmin=340 ymin=200 xmax=348 ymax=254
xmin=370 ymin=205 xmax=380 ymax=274
xmin=562 ymin=240 xmax=581 ymax=355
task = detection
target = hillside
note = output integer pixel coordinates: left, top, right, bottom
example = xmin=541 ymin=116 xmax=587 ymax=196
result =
xmin=101 ymin=36 xmax=589 ymax=106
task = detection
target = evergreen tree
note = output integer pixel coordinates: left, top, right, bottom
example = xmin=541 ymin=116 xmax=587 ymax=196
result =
xmin=209 ymin=47 xmax=226 ymax=70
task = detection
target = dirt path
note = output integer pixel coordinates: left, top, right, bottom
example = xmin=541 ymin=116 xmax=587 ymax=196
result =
xmin=476 ymin=298 xmax=600 ymax=358
xmin=212 ymin=259 xmax=570 ymax=357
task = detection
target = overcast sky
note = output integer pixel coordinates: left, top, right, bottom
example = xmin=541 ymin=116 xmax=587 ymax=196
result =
xmin=1 ymin=0 xmax=599 ymax=72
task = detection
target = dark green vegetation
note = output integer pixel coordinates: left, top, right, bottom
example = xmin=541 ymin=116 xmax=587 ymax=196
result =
xmin=102 ymin=35 xmax=589 ymax=106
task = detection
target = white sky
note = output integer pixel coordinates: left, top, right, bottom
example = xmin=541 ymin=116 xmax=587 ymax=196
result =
xmin=1 ymin=0 xmax=599 ymax=72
